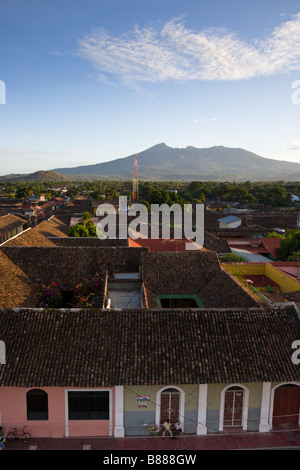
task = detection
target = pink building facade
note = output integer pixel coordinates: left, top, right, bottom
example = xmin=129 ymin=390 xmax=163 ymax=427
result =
xmin=0 ymin=386 xmax=121 ymax=438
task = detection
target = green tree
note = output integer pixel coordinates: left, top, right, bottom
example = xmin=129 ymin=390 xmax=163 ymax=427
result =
xmin=279 ymin=230 xmax=300 ymax=260
xmin=16 ymin=186 xmax=33 ymax=200
xmin=287 ymin=250 xmax=300 ymax=261
xmin=148 ymin=189 xmax=172 ymax=206
xmin=220 ymin=253 xmax=245 ymax=262
xmin=266 ymin=231 xmax=286 ymax=239
xmin=80 ymin=211 xmax=94 ymax=226
xmin=68 ymin=224 xmax=90 ymax=237
xmin=85 ymin=220 xmax=97 ymax=237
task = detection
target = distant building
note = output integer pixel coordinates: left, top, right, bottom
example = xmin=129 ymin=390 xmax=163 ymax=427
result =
xmin=218 ymin=215 xmax=242 ymax=229
xmin=28 ymin=195 xmax=46 ymax=202
xmin=0 ymin=213 xmax=28 ymax=244
xmin=207 ymin=201 xmax=225 ymax=212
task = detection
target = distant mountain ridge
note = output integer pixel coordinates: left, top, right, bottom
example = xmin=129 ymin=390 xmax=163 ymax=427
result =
xmin=0 ymin=170 xmax=69 ymax=182
xmin=52 ymin=143 xmax=300 ymax=181
xmin=1 ymin=144 xmax=300 ymax=181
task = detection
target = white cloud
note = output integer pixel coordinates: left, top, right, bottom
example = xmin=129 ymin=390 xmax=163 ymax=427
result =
xmin=194 ymin=118 xmax=217 ymax=124
xmin=282 ymin=141 xmax=300 ymax=150
xmin=77 ymin=13 xmax=300 ymax=86
xmin=48 ymin=48 xmax=65 ymax=56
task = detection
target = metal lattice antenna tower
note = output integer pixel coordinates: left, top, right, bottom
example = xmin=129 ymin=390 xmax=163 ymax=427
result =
xmin=132 ymin=153 xmax=139 ymax=202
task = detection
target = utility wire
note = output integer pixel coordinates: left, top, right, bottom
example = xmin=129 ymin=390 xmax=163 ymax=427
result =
xmin=124 ymin=385 xmax=300 ymax=437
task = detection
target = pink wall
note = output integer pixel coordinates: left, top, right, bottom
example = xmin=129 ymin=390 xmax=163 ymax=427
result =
xmin=0 ymin=387 xmax=115 ymax=438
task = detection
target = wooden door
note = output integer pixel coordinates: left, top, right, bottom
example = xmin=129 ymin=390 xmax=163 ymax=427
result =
xmin=160 ymin=389 xmax=180 ymax=424
xmin=273 ymin=385 xmax=300 ymax=425
xmin=223 ymin=387 xmax=244 ymax=428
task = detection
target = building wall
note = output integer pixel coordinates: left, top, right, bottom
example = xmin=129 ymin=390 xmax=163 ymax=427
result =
xmin=206 ymin=382 xmax=263 ymax=433
xmin=223 ymin=263 xmax=266 ymax=276
xmin=2 ymin=381 xmax=296 ymax=437
xmin=124 ymin=385 xmax=199 ymax=435
xmin=265 ymin=263 xmax=300 ymax=293
xmin=219 ymin=220 xmax=241 ymax=229
xmin=124 ymin=385 xmax=156 ymax=436
xmin=0 ymin=387 xmax=115 ymax=438
xmin=223 ymin=262 xmax=300 ymax=294
xmin=123 ymin=383 xmax=263 ymax=436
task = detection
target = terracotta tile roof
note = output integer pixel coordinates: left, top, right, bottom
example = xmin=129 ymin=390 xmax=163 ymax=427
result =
xmin=141 ymin=251 xmax=259 ymax=308
xmin=202 ymin=231 xmax=231 ymax=253
xmin=204 ymin=210 xmax=298 ymax=232
xmin=2 ymin=227 xmax=56 ymax=247
xmin=227 ymin=239 xmax=270 ymax=254
xmin=0 ymin=246 xmax=147 ymax=293
xmin=0 ymin=251 xmax=41 ymax=307
xmin=261 ymin=238 xmax=281 ymax=258
xmin=128 ymin=232 xmax=230 ymax=254
xmin=50 ymin=213 xmax=71 ymax=232
xmin=284 ymin=290 xmax=300 ymax=302
xmin=0 ymin=305 xmax=298 ymax=387
xmin=244 ymin=212 xmax=298 ymax=230
xmin=0 ymin=213 xmax=28 ymax=232
xmin=128 ymin=238 xmax=203 ymax=251
xmin=52 ymin=237 xmax=128 ymax=247
xmin=35 ymin=219 xmax=68 ymax=238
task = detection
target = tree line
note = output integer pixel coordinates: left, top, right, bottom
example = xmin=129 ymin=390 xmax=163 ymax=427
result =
xmin=2 ymin=179 xmax=300 ymax=259
xmin=1 ymin=179 xmax=299 ymax=207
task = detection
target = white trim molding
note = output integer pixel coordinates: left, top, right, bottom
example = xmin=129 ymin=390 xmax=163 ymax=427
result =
xmin=219 ymin=383 xmax=249 ymax=432
xmin=197 ymin=384 xmax=208 ymax=435
xmin=259 ymin=382 xmax=271 ymax=432
xmin=114 ymin=386 xmax=125 ymax=437
xmin=64 ymin=388 xmax=113 ymax=437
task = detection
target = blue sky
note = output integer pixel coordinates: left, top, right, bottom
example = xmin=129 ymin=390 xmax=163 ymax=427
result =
xmin=1 ymin=0 xmax=300 ymax=175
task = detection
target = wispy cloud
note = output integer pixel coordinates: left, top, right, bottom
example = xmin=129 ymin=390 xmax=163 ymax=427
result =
xmin=282 ymin=141 xmax=300 ymax=150
xmin=194 ymin=118 xmax=217 ymax=124
xmin=48 ymin=48 xmax=65 ymax=56
xmin=77 ymin=13 xmax=300 ymax=86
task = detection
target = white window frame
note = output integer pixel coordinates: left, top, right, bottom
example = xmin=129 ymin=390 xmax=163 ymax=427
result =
xmin=64 ymin=388 xmax=113 ymax=437
xmin=219 ymin=384 xmax=249 ymax=431
xmin=155 ymin=385 xmax=185 ymax=432
xmin=269 ymin=381 xmax=300 ymax=428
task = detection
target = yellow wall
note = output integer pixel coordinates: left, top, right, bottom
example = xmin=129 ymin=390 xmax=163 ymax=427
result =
xmin=207 ymin=383 xmax=263 ymax=410
xmin=124 ymin=385 xmax=199 ymax=412
xmin=265 ymin=264 xmax=300 ymax=293
xmin=223 ymin=263 xmax=265 ymax=276
xmin=125 ymin=383 xmax=264 ymax=412
xmin=222 ymin=262 xmax=300 ymax=293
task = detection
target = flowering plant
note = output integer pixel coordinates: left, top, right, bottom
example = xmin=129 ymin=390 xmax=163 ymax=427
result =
xmin=37 ymin=281 xmax=63 ymax=308
xmin=37 ymin=274 xmax=104 ymax=308
xmin=72 ymin=273 xmax=103 ymax=308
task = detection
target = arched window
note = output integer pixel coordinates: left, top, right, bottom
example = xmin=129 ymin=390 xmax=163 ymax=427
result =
xmin=223 ymin=386 xmax=244 ymax=428
xmin=160 ymin=388 xmax=180 ymax=424
xmin=219 ymin=384 xmax=249 ymax=431
xmin=156 ymin=386 xmax=185 ymax=431
xmin=26 ymin=389 xmax=48 ymax=421
xmin=272 ymin=383 xmax=300 ymax=426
